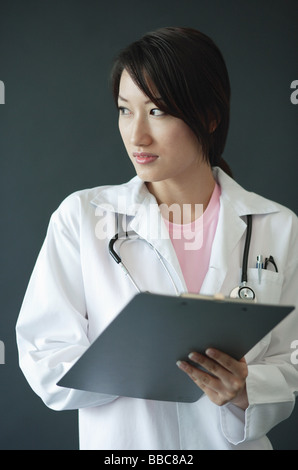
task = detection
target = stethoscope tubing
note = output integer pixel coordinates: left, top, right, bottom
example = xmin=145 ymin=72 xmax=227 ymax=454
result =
xmin=109 ymin=231 xmax=180 ymax=295
xmin=241 ymin=214 xmax=252 ymax=284
xmin=109 ymin=215 xmax=256 ymax=300
xmin=234 ymin=214 xmax=256 ymax=300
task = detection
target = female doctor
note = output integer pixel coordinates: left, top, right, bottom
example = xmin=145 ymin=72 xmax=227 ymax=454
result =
xmin=16 ymin=27 xmax=298 ymax=450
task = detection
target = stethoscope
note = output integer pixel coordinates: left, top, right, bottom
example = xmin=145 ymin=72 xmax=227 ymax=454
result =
xmin=109 ymin=214 xmax=256 ymax=301
xmin=109 ymin=231 xmax=180 ymax=295
xmin=229 ymin=215 xmax=256 ymax=301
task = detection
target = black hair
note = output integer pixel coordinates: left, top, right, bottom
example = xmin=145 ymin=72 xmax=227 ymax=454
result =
xmin=111 ymin=27 xmax=232 ymax=176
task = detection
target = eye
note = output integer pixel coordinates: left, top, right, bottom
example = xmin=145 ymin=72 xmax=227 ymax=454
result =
xmin=118 ymin=106 xmax=131 ymax=116
xmin=150 ymin=108 xmax=165 ymax=116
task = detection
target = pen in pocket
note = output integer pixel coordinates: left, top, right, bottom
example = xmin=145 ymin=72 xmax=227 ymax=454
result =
xmin=256 ymin=255 xmax=263 ymax=284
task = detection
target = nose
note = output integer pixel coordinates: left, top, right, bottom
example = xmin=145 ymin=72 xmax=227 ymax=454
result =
xmin=130 ymin=116 xmax=153 ymax=147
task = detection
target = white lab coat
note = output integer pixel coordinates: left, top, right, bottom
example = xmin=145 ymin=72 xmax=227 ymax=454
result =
xmin=16 ymin=167 xmax=298 ymax=450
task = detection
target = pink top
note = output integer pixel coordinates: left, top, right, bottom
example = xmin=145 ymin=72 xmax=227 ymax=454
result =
xmin=163 ymin=183 xmax=221 ymax=293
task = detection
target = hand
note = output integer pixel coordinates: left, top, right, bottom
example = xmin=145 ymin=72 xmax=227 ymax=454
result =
xmin=177 ymin=348 xmax=248 ymax=409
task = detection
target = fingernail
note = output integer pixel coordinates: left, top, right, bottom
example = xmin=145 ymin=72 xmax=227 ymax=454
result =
xmin=176 ymin=360 xmax=188 ymax=370
xmin=205 ymin=348 xmax=215 ymax=357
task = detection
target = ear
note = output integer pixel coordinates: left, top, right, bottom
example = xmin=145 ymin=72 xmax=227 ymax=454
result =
xmin=209 ymin=119 xmax=219 ymax=133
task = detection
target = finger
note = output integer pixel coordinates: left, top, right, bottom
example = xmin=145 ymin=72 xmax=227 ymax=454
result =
xmin=188 ymin=352 xmax=231 ymax=383
xmin=176 ymin=360 xmax=222 ymax=393
xmin=176 ymin=359 xmax=245 ymax=406
xmin=205 ymin=348 xmax=248 ymax=378
xmin=188 ymin=350 xmax=248 ymax=393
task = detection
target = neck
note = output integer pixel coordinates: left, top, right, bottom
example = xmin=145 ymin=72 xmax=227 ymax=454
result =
xmin=146 ymin=163 xmax=216 ymax=224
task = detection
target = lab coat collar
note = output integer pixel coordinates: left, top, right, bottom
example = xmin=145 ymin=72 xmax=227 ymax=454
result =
xmin=90 ymin=167 xmax=280 ymax=294
xmin=90 ymin=167 xmax=280 ymax=218
xmin=212 ymin=167 xmax=280 ymax=216
xmin=90 ymin=175 xmax=153 ymax=216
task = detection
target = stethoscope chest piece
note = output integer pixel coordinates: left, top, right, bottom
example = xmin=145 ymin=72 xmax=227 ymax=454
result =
xmin=230 ymin=282 xmax=256 ymax=301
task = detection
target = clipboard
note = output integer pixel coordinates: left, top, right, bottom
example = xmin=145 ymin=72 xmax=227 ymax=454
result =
xmin=58 ymin=293 xmax=294 ymax=403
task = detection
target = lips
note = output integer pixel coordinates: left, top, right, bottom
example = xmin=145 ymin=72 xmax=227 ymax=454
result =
xmin=133 ymin=152 xmax=159 ymax=164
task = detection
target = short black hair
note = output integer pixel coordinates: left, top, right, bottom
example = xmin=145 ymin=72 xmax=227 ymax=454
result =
xmin=111 ymin=27 xmax=232 ymax=175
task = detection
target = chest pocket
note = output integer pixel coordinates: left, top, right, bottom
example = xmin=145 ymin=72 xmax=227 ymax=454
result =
xmin=246 ymin=268 xmax=284 ymax=304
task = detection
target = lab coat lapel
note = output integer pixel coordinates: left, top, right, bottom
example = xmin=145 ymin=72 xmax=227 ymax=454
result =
xmin=129 ymin=194 xmax=187 ymax=293
xmin=91 ymin=176 xmax=186 ymax=291
xmin=200 ymin=195 xmax=247 ymax=295
xmin=201 ymin=167 xmax=278 ymax=295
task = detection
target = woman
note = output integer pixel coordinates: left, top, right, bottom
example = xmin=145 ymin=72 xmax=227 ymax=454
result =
xmin=16 ymin=27 xmax=298 ymax=450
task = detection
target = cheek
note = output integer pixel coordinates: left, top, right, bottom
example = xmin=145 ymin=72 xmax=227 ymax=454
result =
xmin=118 ymin=121 xmax=126 ymax=142
xmin=118 ymin=124 xmax=131 ymax=153
xmin=162 ymin=123 xmax=201 ymax=156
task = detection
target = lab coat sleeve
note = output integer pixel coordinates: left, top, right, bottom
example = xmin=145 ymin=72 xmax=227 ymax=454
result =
xmin=16 ymin=195 xmax=117 ymax=411
xmin=220 ymin=218 xmax=298 ymax=445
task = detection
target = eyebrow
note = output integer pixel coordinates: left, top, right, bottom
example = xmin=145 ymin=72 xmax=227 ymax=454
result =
xmin=118 ymin=94 xmax=162 ymax=105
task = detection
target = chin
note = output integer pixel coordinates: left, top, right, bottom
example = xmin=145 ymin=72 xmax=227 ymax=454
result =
xmin=134 ymin=168 xmax=162 ymax=183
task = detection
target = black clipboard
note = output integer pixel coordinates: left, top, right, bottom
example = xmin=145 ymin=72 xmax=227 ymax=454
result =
xmin=58 ymin=293 xmax=294 ymax=403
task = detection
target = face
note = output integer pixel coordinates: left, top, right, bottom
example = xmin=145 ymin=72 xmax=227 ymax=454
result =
xmin=118 ymin=70 xmax=205 ymax=187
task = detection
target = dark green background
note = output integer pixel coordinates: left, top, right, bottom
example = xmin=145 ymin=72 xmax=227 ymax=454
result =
xmin=0 ymin=0 xmax=297 ymax=449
